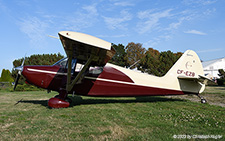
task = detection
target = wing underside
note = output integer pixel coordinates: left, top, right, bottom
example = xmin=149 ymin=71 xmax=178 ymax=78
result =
xmin=59 ymin=31 xmax=115 ymax=66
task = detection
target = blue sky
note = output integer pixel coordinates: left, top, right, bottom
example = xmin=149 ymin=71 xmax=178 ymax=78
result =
xmin=0 ymin=0 xmax=225 ymax=74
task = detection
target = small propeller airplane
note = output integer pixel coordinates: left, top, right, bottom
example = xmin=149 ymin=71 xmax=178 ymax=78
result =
xmin=14 ymin=31 xmax=213 ymax=108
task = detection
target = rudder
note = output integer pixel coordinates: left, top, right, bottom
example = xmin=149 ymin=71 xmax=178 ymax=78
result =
xmin=164 ymin=50 xmax=205 ymax=94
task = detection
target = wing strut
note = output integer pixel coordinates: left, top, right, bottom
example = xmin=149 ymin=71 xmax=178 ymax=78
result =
xmin=66 ymin=55 xmax=93 ymax=92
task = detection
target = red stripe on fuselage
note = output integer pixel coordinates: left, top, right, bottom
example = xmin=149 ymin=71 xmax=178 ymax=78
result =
xmin=82 ymin=79 xmax=185 ymax=96
xmin=22 ymin=66 xmax=61 ymax=89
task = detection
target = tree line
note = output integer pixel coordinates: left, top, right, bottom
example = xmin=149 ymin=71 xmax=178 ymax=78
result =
xmin=1 ymin=42 xmax=225 ymax=91
xmin=7 ymin=43 xmax=182 ymax=90
xmin=110 ymin=42 xmax=182 ymax=76
xmin=11 ymin=43 xmax=182 ymax=79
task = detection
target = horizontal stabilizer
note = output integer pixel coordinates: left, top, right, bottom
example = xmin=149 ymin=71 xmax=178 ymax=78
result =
xmin=178 ymin=75 xmax=215 ymax=84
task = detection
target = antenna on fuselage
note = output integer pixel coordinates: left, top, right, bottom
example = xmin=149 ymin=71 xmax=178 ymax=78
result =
xmin=128 ymin=60 xmax=140 ymax=69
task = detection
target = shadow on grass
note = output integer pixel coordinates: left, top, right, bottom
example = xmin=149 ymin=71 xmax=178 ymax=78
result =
xmin=70 ymin=96 xmax=186 ymax=106
xmin=14 ymin=99 xmax=49 ymax=107
xmin=15 ymin=96 xmax=186 ymax=108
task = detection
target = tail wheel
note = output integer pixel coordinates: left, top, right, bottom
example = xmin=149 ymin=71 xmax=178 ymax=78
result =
xmin=201 ymin=99 xmax=207 ymax=104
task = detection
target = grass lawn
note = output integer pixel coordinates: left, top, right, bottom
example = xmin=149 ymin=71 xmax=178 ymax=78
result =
xmin=0 ymin=86 xmax=224 ymax=140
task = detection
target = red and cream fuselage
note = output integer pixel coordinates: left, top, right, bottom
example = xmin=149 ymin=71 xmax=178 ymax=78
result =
xmin=22 ymin=51 xmax=204 ymax=98
xmin=23 ymin=64 xmax=186 ymax=97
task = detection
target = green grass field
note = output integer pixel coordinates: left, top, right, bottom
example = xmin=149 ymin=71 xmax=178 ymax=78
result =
xmin=0 ymin=86 xmax=224 ymax=140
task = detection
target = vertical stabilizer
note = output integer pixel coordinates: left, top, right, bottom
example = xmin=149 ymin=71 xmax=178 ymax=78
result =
xmin=165 ymin=50 xmax=204 ymax=78
xmin=165 ymin=50 xmax=205 ymax=93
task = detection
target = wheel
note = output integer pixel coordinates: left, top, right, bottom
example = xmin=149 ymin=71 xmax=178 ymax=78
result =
xmin=201 ymin=99 xmax=207 ymax=104
xmin=54 ymin=95 xmax=72 ymax=105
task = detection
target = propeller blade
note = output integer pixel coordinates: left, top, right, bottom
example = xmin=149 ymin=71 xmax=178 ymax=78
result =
xmin=21 ymin=54 xmax=26 ymax=66
xmin=13 ymin=73 xmax=21 ymax=91
xmin=13 ymin=55 xmax=26 ymax=91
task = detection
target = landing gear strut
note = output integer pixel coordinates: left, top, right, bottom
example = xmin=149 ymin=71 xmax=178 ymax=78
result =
xmin=197 ymin=94 xmax=207 ymax=104
xmin=48 ymin=89 xmax=72 ymax=108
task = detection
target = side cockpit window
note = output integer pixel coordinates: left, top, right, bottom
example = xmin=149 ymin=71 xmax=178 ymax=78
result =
xmin=54 ymin=57 xmax=103 ymax=76
xmin=89 ymin=66 xmax=103 ymax=75
xmin=53 ymin=58 xmax=76 ymax=70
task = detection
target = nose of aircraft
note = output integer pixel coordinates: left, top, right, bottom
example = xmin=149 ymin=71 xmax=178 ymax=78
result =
xmin=13 ymin=57 xmax=26 ymax=91
xmin=14 ymin=66 xmax=23 ymax=73
xmin=13 ymin=66 xmax=24 ymax=91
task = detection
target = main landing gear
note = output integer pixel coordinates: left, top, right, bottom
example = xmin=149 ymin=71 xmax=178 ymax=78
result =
xmin=48 ymin=89 xmax=72 ymax=108
xmin=197 ymin=94 xmax=207 ymax=104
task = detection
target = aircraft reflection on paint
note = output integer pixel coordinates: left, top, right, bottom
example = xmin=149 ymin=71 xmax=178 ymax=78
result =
xmin=14 ymin=31 xmax=213 ymax=108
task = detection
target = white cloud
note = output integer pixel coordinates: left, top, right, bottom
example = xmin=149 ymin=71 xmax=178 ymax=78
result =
xmin=137 ymin=9 xmax=173 ymax=34
xmin=144 ymin=34 xmax=172 ymax=47
xmin=17 ymin=3 xmax=100 ymax=45
xmin=82 ymin=4 xmax=98 ymax=16
xmin=62 ymin=3 xmax=99 ymax=31
xmin=203 ymin=8 xmax=216 ymax=16
xmin=103 ymin=10 xmax=132 ymax=30
xmin=197 ymin=48 xmax=223 ymax=53
xmin=182 ymin=0 xmax=217 ymax=6
xmin=0 ymin=0 xmax=13 ymax=18
xmin=184 ymin=30 xmax=207 ymax=35
xmin=114 ymin=1 xmax=135 ymax=6
xmin=167 ymin=15 xmax=191 ymax=31
xmin=98 ymin=34 xmax=128 ymax=38
xmin=18 ymin=16 xmax=49 ymax=48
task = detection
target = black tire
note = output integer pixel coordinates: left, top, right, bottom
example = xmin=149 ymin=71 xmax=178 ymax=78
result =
xmin=201 ymin=99 xmax=207 ymax=104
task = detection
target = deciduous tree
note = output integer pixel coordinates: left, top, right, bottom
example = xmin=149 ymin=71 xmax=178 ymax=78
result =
xmin=125 ymin=42 xmax=146 ymax=68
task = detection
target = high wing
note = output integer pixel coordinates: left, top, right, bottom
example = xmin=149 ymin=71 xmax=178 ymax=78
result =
xmin=58 ymin=31 xmax=116 ymax=92
xmin=59 ymin=31 xmax=115 ymax=66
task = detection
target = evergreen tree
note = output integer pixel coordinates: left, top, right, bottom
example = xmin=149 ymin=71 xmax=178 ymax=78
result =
xmin=109 ymin=43 xmax=126 ymax=67
xmin=0 ymin=69 xmax=14 ymax=83
xmin=217 ymin=69 xmax=225 ymax=85
xmin=218 ymin=69 xmax=225 ymax=79
xmin=139 ymin=49 xmax=182 ymax=76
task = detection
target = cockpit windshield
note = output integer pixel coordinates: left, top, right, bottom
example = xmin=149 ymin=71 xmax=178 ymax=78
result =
xmin=53 ymin=58 xmax=76 ymax=69
xmin=53 ymin=57 xmax=68 ymax=67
